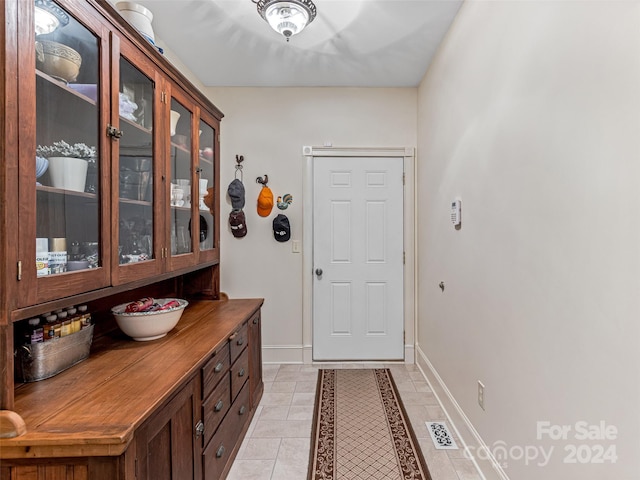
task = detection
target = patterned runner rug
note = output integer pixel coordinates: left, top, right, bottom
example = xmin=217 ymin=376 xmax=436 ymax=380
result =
xmin=308 ymin=369 xmax=432 ymax=480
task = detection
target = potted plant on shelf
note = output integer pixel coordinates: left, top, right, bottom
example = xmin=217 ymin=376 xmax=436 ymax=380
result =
xmin=36 ymin=141 xmax=97 ymax=192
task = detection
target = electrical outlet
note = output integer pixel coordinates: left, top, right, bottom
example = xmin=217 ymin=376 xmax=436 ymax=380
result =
xmin=478 ymin=381 xmax=485 ymax=410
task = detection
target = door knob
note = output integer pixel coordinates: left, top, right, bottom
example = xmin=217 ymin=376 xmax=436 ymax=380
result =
xmin=315 ymin=268 xmax=323 ymax=277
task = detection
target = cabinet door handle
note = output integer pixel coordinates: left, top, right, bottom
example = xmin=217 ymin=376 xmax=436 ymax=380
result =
xmin=252 ymin=317 xmax=258 ymax=325
xmin=216 ymin=445 xmax=225 ymax=458
xmin=214 ymin=362 xmax=223 ymax=373
xmin=238 ymin=368 xmax=245 ymax=378
xmin=195 ymin=420 xmax=204 ymax=438
xmin=236 ymin=338 xmax=244 ymax=346
xmin=239 ymin=405 xmax=246 ymax=415
xmin=214 ymin=400 xmax=224 ymax=412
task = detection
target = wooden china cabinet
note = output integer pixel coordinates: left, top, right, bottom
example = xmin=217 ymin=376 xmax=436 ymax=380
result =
xmin=0 ymin=1 xmax=263 ymax=479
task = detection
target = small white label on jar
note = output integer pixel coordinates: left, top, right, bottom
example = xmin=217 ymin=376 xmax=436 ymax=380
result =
xmin=36 ymin=254 xmax=50 ymax=276
xmin=48 ymin=251 xmax=67 ymax=273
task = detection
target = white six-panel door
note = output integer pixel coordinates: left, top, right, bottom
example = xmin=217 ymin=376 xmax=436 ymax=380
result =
xmin=313 ymin=156 xmax=404 ymax=360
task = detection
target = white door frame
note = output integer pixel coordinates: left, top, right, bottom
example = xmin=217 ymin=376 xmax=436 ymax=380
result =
xmin=301 ymin=146 xmax=417 ymax=364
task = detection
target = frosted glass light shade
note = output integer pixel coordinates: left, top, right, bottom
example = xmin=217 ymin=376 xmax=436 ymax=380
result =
xmin=255 ymin=0 xmax=317 ymax=41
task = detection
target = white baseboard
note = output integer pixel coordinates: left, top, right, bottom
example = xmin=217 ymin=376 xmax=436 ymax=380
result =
xmin=405 ymin=344 xmax=415 ymax=364
xmin=303 ymin=345 xmax=313 ymax=364
xmin=415 ymin=345 xmax=510 ymax=480
xmin=262 ymin=345 xmax=304 ymax=364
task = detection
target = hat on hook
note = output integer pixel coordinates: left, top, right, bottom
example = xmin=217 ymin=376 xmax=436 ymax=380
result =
xmin=227 ymin=179 xmax=245 ymax=209
xmin=257 ymin=185 xmax=273 ymax=217
xmin=273 ymin=214 xmax=290 ymax=242
xmin=229 ymin=209 xmax=247 ymax=238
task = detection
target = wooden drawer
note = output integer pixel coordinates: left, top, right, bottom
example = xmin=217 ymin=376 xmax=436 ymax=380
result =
xmin=202 ymin=374 xmax=232 ymax=446
xmin=230 ymin=347 xmax=249 ymax=401
xmin=203 ymin=382 xmax=251 ymax=480
xmin=202 ymin=344 xmax=230 ymax=400
xmin=228 ymin=322 xmax=248 ymax=364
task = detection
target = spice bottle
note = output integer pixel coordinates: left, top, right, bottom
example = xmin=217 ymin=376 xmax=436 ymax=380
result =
xmin=66 ymin=307 xmax=81 ymax=334
xmin=59 ymin=311 xmax=71 ymax=337
xmin=78 ymin=305 xmax=92 ymax=329
xmin=43 ymin=314 xmax=60 ymax=340
xmin=24 ymin=318 xmax=44 ymax=345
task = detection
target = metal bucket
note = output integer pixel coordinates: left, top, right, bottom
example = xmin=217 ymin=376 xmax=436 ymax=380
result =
xmin=15 ymin=325 xmax=93 ymax=383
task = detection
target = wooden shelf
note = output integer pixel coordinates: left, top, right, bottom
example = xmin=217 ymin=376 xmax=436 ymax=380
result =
xmin=36 ymin=70 xmax=98 ymax=106
xmin=119 ymin=197 xmax=152 ymax=207
xmin=36 ymin=185 xmax=98 ymax=199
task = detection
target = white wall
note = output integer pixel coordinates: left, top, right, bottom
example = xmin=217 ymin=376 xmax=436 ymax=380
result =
xmin=416 ymin=1 xmax=640 ymax=479
xmin=203 ymin=87 xmax=417 ymax=362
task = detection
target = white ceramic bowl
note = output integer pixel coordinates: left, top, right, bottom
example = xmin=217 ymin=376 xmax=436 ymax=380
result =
xmin=116 ymin=2 xmax=155 ymax=42
xmin=36 ymin=40 xmax=82 ymax=83
xmin=111 ymin=298 xmax=188 ymax=341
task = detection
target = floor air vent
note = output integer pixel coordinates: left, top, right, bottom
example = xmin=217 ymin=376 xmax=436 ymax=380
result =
xmin=426 ymin=421 xmax=459 ymax=450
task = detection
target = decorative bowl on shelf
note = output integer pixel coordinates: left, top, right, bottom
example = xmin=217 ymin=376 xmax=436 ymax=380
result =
xmin=111 ymin=298 xmax=188 ymax=341
xmin=35 ymin=155 xmax=49 ymax=180
xmin=36 ymin=40 xmax=82 ymax=83
xmin=116 ymin=2 xmax=155 ymax=42
xmin=67 ymin=260 xmax=90 ymax=271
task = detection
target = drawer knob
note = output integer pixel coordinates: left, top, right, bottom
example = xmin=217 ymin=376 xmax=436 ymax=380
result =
xmin=239 ymin=405 xmax=247 ymax=415
xmin=252 ymin=318 xmax=258 ymax=325
xmin=216 ymin=445 xmax=225 ymax=458
xmin=214 ymin=362 xmax=223 ymax=373
xmin=214 ymin=400 xmax=224 ymax=412
xmin=236 ymin=339 xmax=244 ymax=346
xmin=229 ymin=332 xmax=238 ymax=341
xmin=238 ymin=368 xmax=245 ymax=377
xmin=195 ymin=420 xmax=204 ymax=438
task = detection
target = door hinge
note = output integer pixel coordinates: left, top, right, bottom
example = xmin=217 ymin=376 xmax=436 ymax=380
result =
xmin=17 ymin=261 xmax=22 ymax=280
xmin=403 ymin=252 xmax=405 ymax=265
xmin=402 ymin=173 xmax=405 ymax=185
xmin=161 ymin=91 xmax=167 ymax=103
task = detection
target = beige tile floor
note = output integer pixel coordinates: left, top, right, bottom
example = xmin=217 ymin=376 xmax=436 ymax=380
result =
xmin=227 ymin=363 xmax=483 ymax=480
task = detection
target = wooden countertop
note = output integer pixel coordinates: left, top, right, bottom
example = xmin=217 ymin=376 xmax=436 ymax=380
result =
xmin=0 ymin=298 xmax=263 ymax=459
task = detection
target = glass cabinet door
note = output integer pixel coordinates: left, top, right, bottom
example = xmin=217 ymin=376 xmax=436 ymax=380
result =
xmin=26 ymin=1 xmax=109 ymax=305
xmin=197 ymin=115 xmax=218 ymax=261
xmin=117 ymin=60 xmax=154 ymax=266
xmin=114 ymin=40 xmax=163 ymax=284
xmin=168 ymin=92 xmax=196 ymax=269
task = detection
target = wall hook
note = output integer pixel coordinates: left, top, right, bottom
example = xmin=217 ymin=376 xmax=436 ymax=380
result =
xmin=439 ymin=281 xmax=445 ymax=291
xmin=235 ymin=155 xmax=244 ymax=180
xmin=256 ymin=174 xmax=269 ymax=186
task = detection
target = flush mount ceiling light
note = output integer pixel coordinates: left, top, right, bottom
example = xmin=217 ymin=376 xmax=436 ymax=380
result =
xmin=34 ymin=0 xmax=69 ymax=35
xmin=253 ymin=0 xmax=317 ymax=42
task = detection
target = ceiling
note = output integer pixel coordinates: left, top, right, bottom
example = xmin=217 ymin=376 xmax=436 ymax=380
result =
xmin=126 ymin=0 xmax=463 ymax=88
